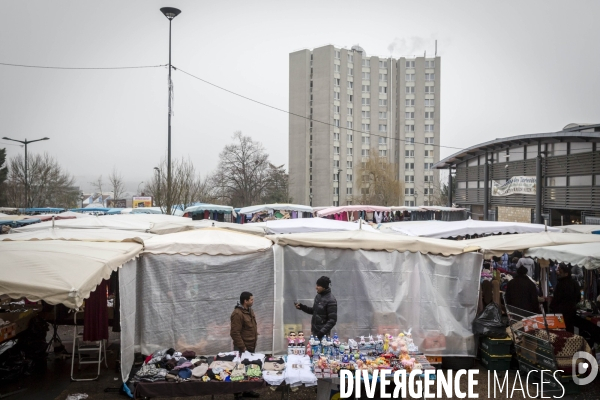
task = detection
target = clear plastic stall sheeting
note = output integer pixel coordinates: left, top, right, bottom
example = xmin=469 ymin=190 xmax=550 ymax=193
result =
xmin=273 ymin=245 xmax=482 ymax=357
xmin=119 ymin=251 xmax=274 ymax=382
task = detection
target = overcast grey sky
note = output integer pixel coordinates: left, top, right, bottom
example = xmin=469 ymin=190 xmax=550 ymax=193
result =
xmin=1 ymin=0 xmax=599 ymax=193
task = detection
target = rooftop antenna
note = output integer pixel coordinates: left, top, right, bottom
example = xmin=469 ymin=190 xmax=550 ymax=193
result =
xmin=435 ymin=40 xmax=438 ymax=56
xmin=424 ymin=50 xmax=426 ymax=58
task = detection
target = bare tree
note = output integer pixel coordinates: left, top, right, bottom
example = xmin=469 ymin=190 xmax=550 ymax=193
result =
xmin=145 ymin=157 xmax=215 ymax=214
xmin=4 ymin=153 xmax=78 ymax=208
xmin=90 ymin=175 xmax=105 ymax=206
xmin=213 ymin=131 xmax=270 ymax=207
xmin=108 ymin=167 xmax=125 ymax=200
xmin=356 ymin=150 xmax=404 ymax=206
xmin=429 ymin=174 xmax=455 ymax=206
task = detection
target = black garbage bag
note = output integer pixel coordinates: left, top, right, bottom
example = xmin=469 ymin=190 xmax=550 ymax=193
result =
xmin=473 ymin=302 xmax=508 ymax=339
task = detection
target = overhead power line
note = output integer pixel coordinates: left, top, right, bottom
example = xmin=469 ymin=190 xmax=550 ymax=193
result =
xmin=0 ymin=62 xmax=167 ymax=70
xmin=176 ymin=67 xmax=579 ymax=157
xmin=175 ymin=66 xmax=464 ymax=152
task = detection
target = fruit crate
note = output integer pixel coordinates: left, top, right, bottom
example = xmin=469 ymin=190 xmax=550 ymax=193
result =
xmin=517 ymin=355 xmax=581 ymax=395
xmin=480 ymin=336 xmax=512 ymax=356
xmin=480 ymin=349 xmax=512 ymax=371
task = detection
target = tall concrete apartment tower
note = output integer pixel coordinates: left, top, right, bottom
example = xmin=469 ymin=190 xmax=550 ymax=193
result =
xmin=289 ymin=44 xmax=440 ymax=207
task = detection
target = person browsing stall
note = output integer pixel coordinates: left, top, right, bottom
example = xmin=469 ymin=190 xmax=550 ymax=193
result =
xmin=230 ymin=291 xmax=258 ymax=353
xmin=505 ymin=266 xmax=540 ymax=314
xmin=550 ymin=263 xmax=580 ymax=333
xmin=295 ymin=276 xmax=337 ymax=339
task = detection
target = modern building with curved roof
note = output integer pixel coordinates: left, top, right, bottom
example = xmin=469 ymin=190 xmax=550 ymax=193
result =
xmin=434 ymin=124 xmax=600 ymax=225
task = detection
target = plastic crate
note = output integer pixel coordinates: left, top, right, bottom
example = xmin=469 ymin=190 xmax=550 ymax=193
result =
xmin=480 ymin=350 xmax=511 ymax=371
xmin=517 ymin=356 xmax=581 ymax=395
xmin=480 ymin=336 xmax=512 ymax=356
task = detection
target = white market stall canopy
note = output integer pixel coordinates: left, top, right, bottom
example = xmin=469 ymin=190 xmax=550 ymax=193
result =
xmin=11 ymin=214 xmax=191 ymax=233
xmin=183 ymin=204 xmax=236 ymax=215
xmin=464 ymin=232 xmax=600 ymax=258
xmin=390 ymin=206 xmax=466 ymax=212
xmin=526 ymin=243 xmax=600 ymax=270
xmin=561 ymin=225 xmax=600 ymax=234
xmin=258 ymin=218 xmax=380 ymax=234
xmin=1 ymin=228 xmax=154 ymax=244
xmin=239 ymin=203 xmax=312 ymax=214
xmin=142 ymin=228 xmax=273 ymax=256
xmin=148 ymin=219 xmax=266 ymax=236
xmin=270 ymin=229 xmax=479 ymax=256
xmin=317 ymin=205 xmax=391 ymax=217
xmin=391 ymin=219 xmax=561 ymax=238
xmin=0 ymin=240 xmax=142 ymax=308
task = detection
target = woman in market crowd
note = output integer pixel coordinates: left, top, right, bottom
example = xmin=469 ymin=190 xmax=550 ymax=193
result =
xmin=549 ymin=263 xmax=580 ymax=333
xmin=295 ymin=276 xmax=338 ymax=339
xmin=504 ymin=266 xmax=540 ymax=315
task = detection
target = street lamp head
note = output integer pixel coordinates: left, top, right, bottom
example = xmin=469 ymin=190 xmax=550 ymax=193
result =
xmin=42 ymin=137 xmax=49 ymax=140
xmin=154 ymin=167 xmax=159 ymax=171
xmin=2 ymin=137 xmax=9 ymax=140
xmin=160 ymin=7 xmax=181 ymax=20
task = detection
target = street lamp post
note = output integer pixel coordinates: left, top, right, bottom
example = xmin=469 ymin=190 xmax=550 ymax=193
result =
xmin=80 ymin=193 xmax=86 ymax=209
xmin=160 ymin=7 xmax=181 ymax=215
xmin=154 ymin=167 xmax=160 ymax=207
xmin=2 ymin=136 xmax=50 ymax=208
xmin=137 ymin=181 xmax=144 ymax=196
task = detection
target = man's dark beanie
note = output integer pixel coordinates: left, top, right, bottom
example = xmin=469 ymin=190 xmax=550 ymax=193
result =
xmin=517 ymin=266 xmax=528 ymax=275
xmin=316 ymin=276 xmax=331 ymax=289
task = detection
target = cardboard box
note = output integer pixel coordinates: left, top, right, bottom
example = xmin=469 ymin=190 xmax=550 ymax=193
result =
xmin=0 ymin=323 xmax=16 ymax=341
xmin=521 ymin=314 xmax=566 ymax=332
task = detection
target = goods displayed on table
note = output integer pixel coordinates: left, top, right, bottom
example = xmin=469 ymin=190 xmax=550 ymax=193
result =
xmin=133 ymin=350 xmax=265 ymax=383
xmin=132 ymin=328 xmax=437 ymax=389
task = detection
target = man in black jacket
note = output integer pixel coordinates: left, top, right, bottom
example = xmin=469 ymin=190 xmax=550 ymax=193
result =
xmin=505 ymin=266 xmax=540 ymax=315
xmin=295 ymin=276 xmax=337 ymax=339
xmin=550 ymin=263 xmax=580 ymax=333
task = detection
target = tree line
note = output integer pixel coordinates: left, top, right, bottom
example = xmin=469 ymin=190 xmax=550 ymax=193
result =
xmin=0 ymin=133 xmax=450 ymax=213
xmin=0 ymin=132 xmax=292 ymax=212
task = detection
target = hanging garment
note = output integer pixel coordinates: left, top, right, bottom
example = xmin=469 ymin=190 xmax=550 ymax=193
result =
xmin=374 ymin=211 xmax=383 ymax=224
xmin=110 ymin=271 xmax=121 ymax=333
xmin=83 ymin=279 xmax=109 ymax=341
xmin=204 ymin=210 xmax=209 ymax=219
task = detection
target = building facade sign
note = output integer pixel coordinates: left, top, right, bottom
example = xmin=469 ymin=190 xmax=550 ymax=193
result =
xmin=107 ymin=199 xmax=126 ymax=208
xmin=132 ymin=196 xmax=153 ymax=208
xmin=492 ymin=176 xmax=536 ymax=196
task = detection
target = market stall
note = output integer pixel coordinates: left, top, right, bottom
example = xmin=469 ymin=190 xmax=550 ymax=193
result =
xmin=464 ymin=232 xmax=600 ymax=258
xmin=119 ymin=228 xmax=275 ymax=383
xmin=525 ymin=242 xmax=600 ymax=342
xmin=389 ymin=219 xmax=561 ymax=239
xmin=317 ymin=205 xmax=391 ymax=222
xmin=269 ymin=230 xmax=483 ymax=357
xmin=390 ymin=206 xmax=468 ymax=222
xmin=0 ymin=240 xmax=143 ymax=308
xmin=255 ymin=218 xmax=380 ymax=234
xmin=560 ymin=225 xmax=600 ymax=234
xmin=182 ymin=204 xmax=236 ymax=222
xmin=239 ymin=203 xmax=313 ymax=223
xmin=1 ymin=228 xmax=154 ymax=243
xmin=9 ymin=214 xmax=191 ymax=233
xmin=148 ymin=219 xmax=266 ymax=236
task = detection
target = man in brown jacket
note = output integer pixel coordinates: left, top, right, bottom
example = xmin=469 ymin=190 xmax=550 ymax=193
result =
xmin=230 ymin=291 xmax=257 ymax=353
